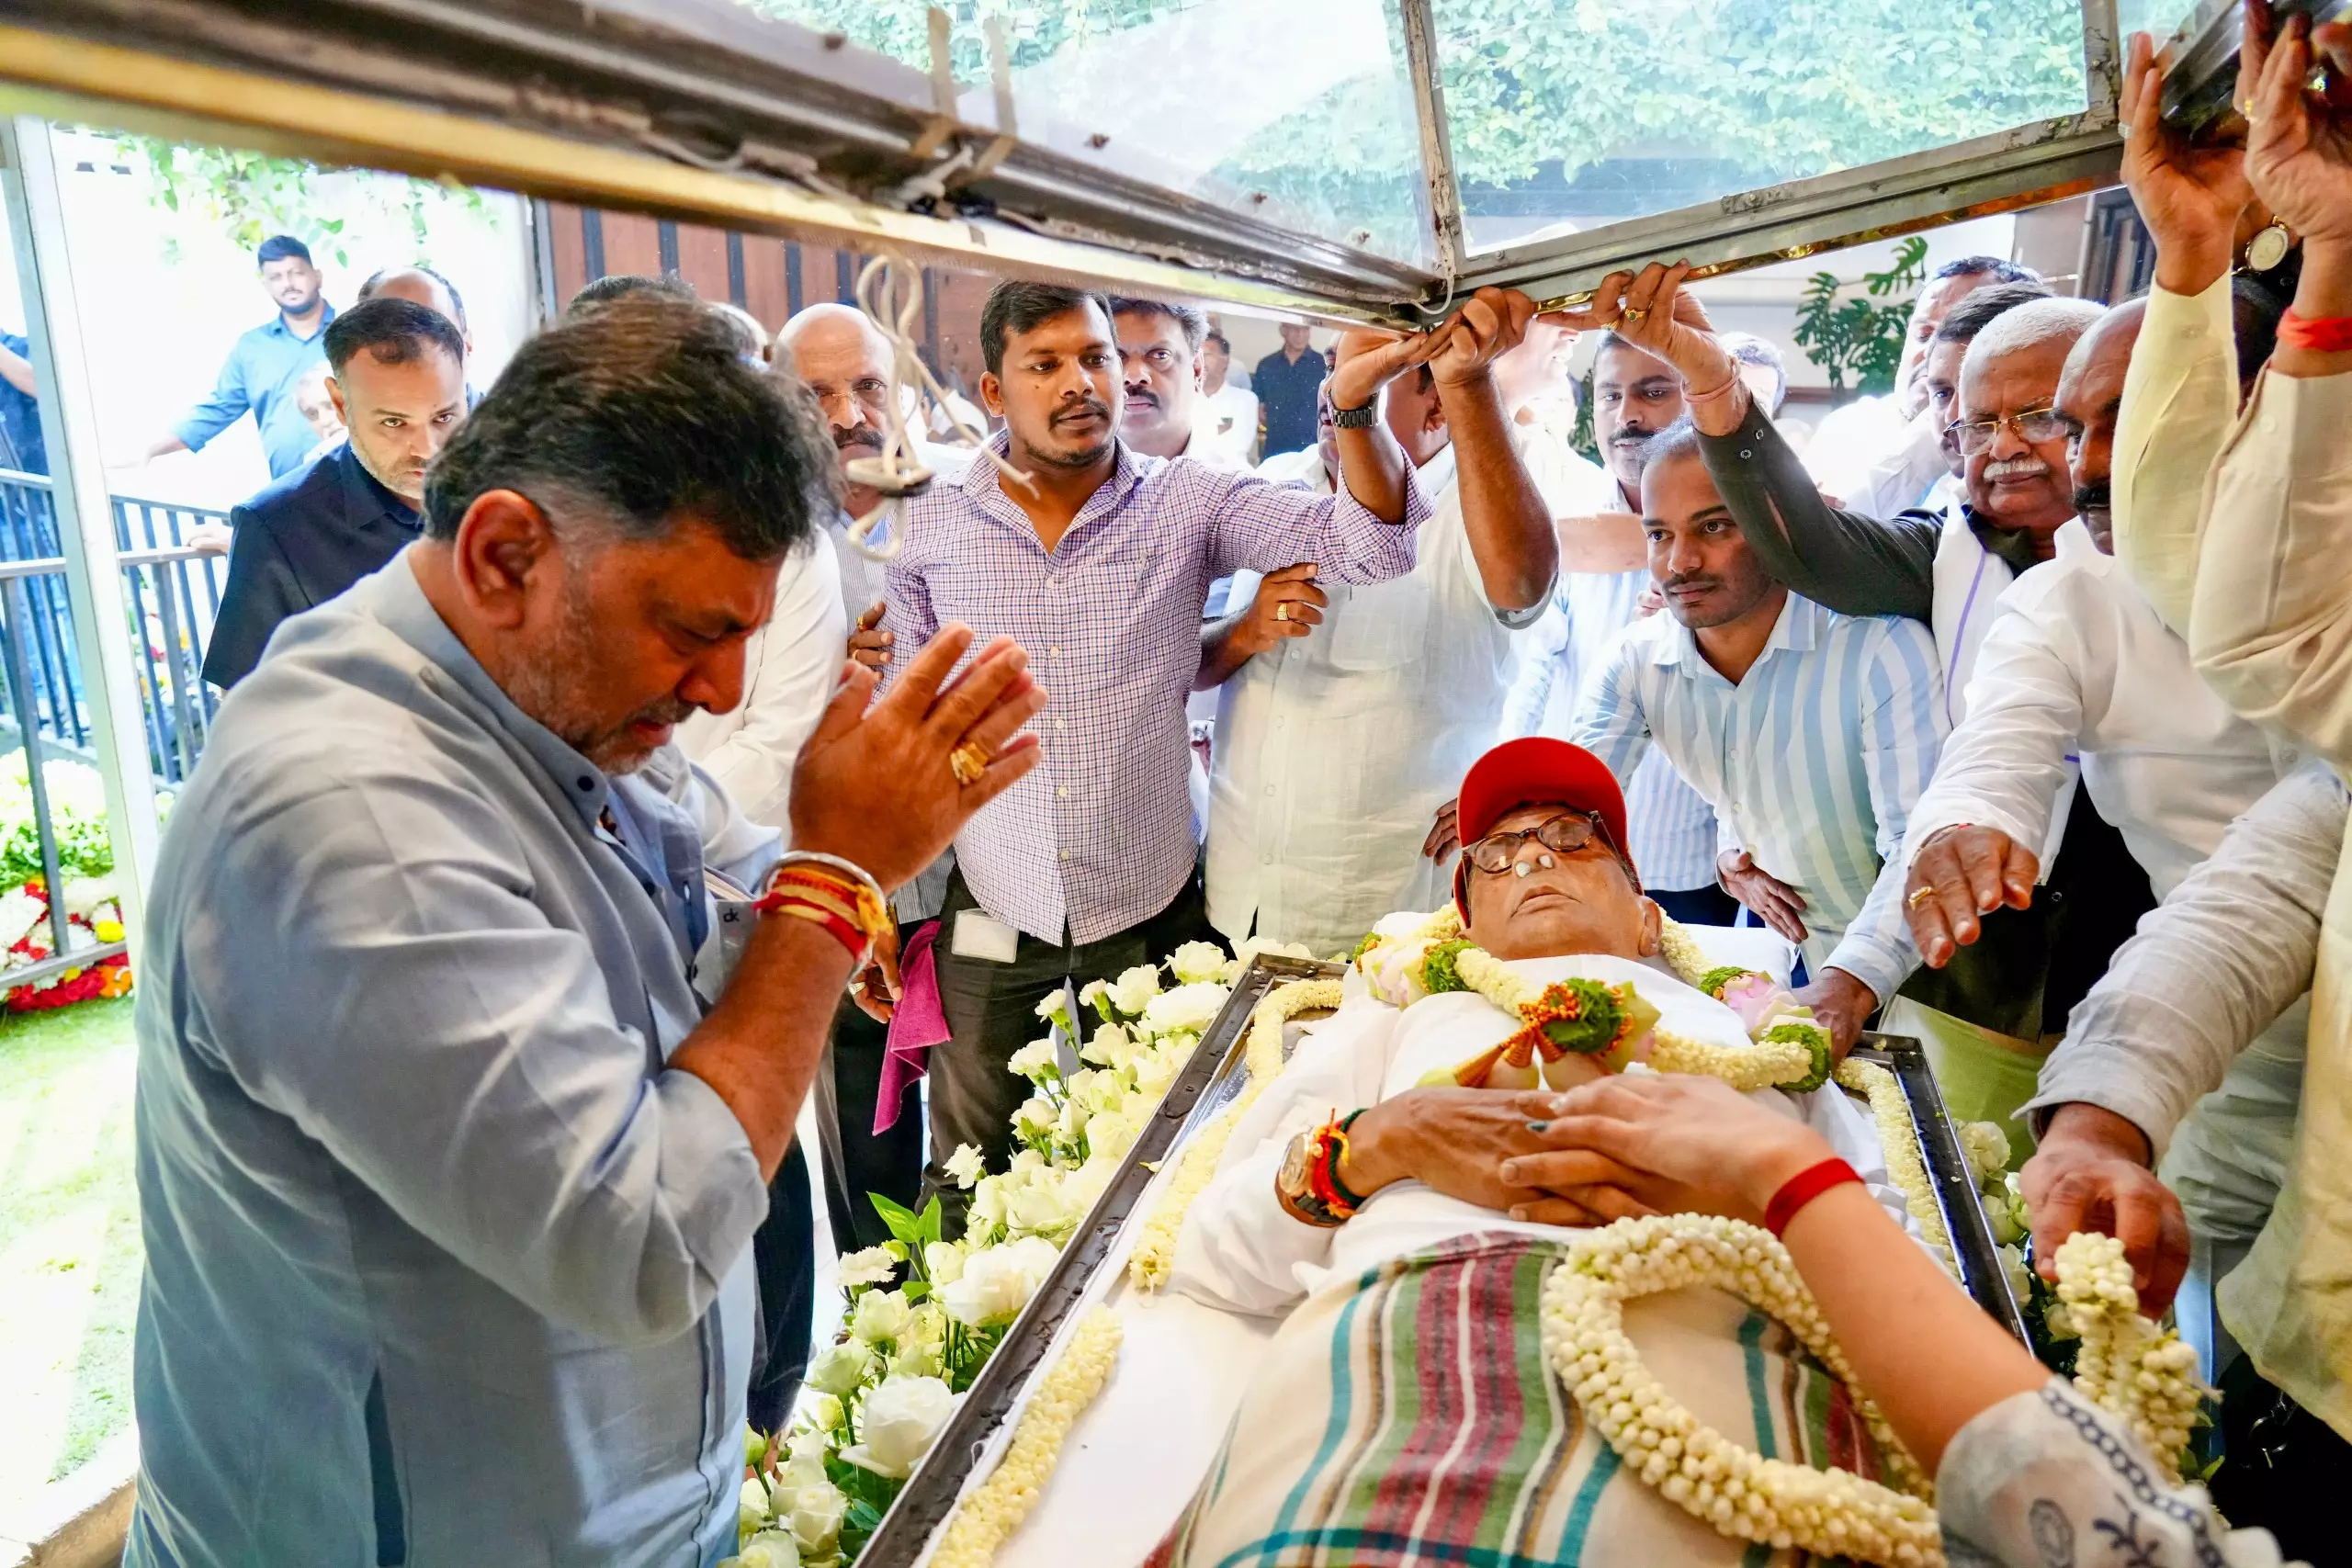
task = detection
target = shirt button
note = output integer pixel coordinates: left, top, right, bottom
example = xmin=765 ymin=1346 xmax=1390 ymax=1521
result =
xmin=1265 ymin=785 xmax=1276 ymax=796
xmin=1059 ymin=850 xmax=1071 ymax=862
xmin=1055 ymin=718 xmax=1068 ymax=730
xmin=575 ymin=775 xmax=594 ymax=792
xmin=1049 ymin=647 xmax=1061 ymax=660
xmin=1057 ymin=786 xmax=1069 ymax=798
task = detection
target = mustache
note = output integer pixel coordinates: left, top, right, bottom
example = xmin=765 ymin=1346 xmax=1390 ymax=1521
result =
xmin=1124 ymin=386 xmax=1161 ymax=409
xmin=630 ymin=697 xmax=696 ymax=731
xmin=1051 ymin=397 xmax=1114 ymax=426
xmin=1983 ymin=456 xmax=2051 ymax=480
xmin=2072 ymin=480 xmax=2111 ymax=513
xmin=1610 ymin=424 xmax=1656 ymax=447
xmin=831 ymin=423 xmax=884 ymax=453
xmin=1662 ymin=573 xmax=1719 ymax=594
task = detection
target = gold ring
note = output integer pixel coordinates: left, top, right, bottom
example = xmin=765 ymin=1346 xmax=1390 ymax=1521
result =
xmin=950 ymin=740 xmax=989 ymax=786
xmin=1906 ymin=886 xmax=1935 ymax=910
xmin=1274 ymin=602 xmax=1291 ymax=622
xmin=1622 ymin=306 xmax=1649 ymax=324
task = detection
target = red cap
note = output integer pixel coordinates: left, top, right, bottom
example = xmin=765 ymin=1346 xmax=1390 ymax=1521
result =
xmin=1454 ymin=737 xmax=1632 ymax=875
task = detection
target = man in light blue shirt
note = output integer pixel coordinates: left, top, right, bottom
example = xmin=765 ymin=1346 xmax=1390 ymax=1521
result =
xmin=126 ymin=297 xmax=1046 ymax=1567
xmin=141 ymin=234 xmax=337 ymax=478
xmin=1569 ymin=423 xmax=1944 ymax=1049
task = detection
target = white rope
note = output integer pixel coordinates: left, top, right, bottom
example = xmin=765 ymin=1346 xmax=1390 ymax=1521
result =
xmin=842 ymin=254 xmax=1032 ymax=560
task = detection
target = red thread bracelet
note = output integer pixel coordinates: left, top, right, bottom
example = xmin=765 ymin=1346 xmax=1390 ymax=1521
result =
xmin=2278 ymin=310 xmax=2352 ymax=354
xmin=771 ymin=899 xmax=869 ymax=964
xmin=1763 ymin=1157 xmax=1861 ymax=1237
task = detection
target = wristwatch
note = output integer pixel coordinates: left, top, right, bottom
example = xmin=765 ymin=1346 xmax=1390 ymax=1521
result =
xmin=1330 ymin=401 xmax=1378 ymax=429
xmin=1275 ymin=1130 xmax=1351 ymax=1226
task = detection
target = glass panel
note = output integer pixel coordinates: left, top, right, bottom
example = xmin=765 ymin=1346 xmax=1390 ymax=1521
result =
xmin=737 ymin=0 xmax=1435 ymax=265
xmin=1434 ymin=0 xmax=2093 ymax=254
xmin=2120 ymin=0 xmax=2206 ymax=43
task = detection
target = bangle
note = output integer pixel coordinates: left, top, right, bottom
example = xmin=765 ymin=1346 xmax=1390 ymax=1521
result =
xmin=770 ymin=897 xmax=869 ymax=963
xmin=1763 ymin=1156 xmax=1860 ymax=1237
xmin=754 ymin=852 xmax=889 ymax=956
xmin=2279 ymin=310 xmax=2352 ymax=353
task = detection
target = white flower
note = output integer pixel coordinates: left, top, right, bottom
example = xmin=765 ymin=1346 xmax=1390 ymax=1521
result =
xmin=1960 ymin=1120 xmax=2013 ymax=1186
xmin=1012 ymin=1095 xmax=1057 ymax=1141
xmin=969 ymin=1174 xmax=1009 ymax=1229
xmin=798 ymin=1391 xmax=845 ymax=1435
xmin=1080 ymin=1022 xmax=1141 ymax=1073
xmin=803 ymin=1341 xmax=871 ymax=1397
xmin=1083 ymin=1110 xmax=1138 ymax=1165
xmin=1234 ymin=936 xmax=1315 ymax=968
xmin=736 ymin=1529 xmax=802 ymax=1568
xmin=1106 ymin=963 xmax=1163 ymax=1016
xmin=1168 ymin=940 xmax=1231 ymax=985
xmin=924 ymin=1239 xmax=967 ymax=1285
xmin=1140 ymin=980 xmax=1228 ymax=1040
xmin=787 ymin=1477 xmax=848 ymax=1554
xmin=1033 ymin=988 xmax=1072 ymax=1026
xmin=1054 ymin=1095 xmax=1090 ymax=1144
xmin=740 ymin=1476 xmax=775 ymax=1541
xmin=1002 ymin=1169 xmax=1079 ymax=1236
xmin=768 ymin=1448 xmax=831 ymax=1516
xmin=836 ymin=1246 xmax=899 ymax=1290
xmin=1078 ymin=977 xmax=1112 ymax=1015
xmin=1007 ymin=1037 xmax=1062 ymax=1081
xmin=786 ymin=1428 xmax=831 ymax=1464
xmin=842 ymin=1374 xmax=956 ymax=1478
xmin=849 ymin=1287 xmax=914 ymax=1345
xmin=1074 ymin=1067 xmax=1127 ymax=1114
xmin=888 ymin=1337 xmax=944 ymax=1378
xmin=944 ymin=1143 xmax=985 ymax=1190
xmin=940 ymin=1235 xmax=1060 ymax=1326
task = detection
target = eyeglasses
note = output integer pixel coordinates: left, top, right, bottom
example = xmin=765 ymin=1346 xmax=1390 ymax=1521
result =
xmin=1464 ymin=810 xmax=1614 ymax=875
xmin=1951 ymin=406 xmax=2072 ymax=456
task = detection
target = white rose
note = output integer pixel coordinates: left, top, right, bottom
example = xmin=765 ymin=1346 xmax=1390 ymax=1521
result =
xmin=939 ymin=1235 xmax=1060 ymax=1326
xmin=1033 ymin=988 xmax=1073 ymax=1027
xmin=1106 ymin=963 xmax=1163 ymax=1016
xmin=1084 ymin=1109 xmax=1138 ymax=1164
xmin=1002 ymin=1170 xmax=1078 ymax=1236
xmin=969 ymin=1174 xmax=1009 ymax=1228
xmin=741 ymin=1476 xmax=775 ymax=1540
xmin=1078 ymin=977 xmax=1112 ymax=1016
xmin=888 ymin=1337 xmax=944 ymax=1379
xmin=1140 ymin=980 xmax=1228 ymax=1040
xmin=924 ymin=1239 xmax=967 ymax=1285
xmin=1006 ymin=1037 xmax=1062 ymax=1081
xmin=1168 ymin=939 xmax=1231 ymax=985
xmin=1959 ymin=1121 xmax=2012 ymax=1186
xmin=787 ymin=1477 xmax=848 ymax=1554
xmin=836 ymin=1245 xmax=899 ymax=1290
xmin=1234 ymin=935 xmax=1317 ymax=970
xmin=1055 ymin=1095 xmax=1090 ymax=1143
xmin=737 ymin=1529 xmax=802 ymax=1568
xmin=1076 ymin=1068 xmax=1126 ymax=1115
xmin=944 ymin=1142 xmax=986 ymax=1190
xmin=1061 ymin=1156 xmax=1114 ymax=1213
xmin=1012 ymin=1095 xmax=1057 ymax=1141
xmin=786 ymin=1428 xmax=831 ymax=1465
xmin=804 ymin=1341 xmax=871 ymax=1396
xmin=797 ymin=1391 xmax=844 ymax=1436
xmin=1080 ymin=1022 xmax=1141 ymax=1073
xmin=849 ymin=1287 xmax=913 ymax=1345
xmin=843 ymin=1374 xmax=956 ymax=1478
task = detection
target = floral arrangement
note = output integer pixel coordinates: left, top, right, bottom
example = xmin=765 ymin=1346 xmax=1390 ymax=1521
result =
xmin=0 ymin=874 xmax=131 ymax=1010
xmin=1354 ymin=908 xmax=1830 ymax=1094
xmin=725 ymin=938 xmax=1289 ymax=1568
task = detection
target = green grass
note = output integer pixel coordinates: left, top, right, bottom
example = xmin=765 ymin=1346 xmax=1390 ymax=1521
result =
xmin=0 ymin=995 xmax=141 ymax=1514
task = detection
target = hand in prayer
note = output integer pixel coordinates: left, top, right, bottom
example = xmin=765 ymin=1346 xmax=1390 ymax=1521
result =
xmin=1902 ymin=824 xmax=2039 ymax=968
xmin=2239 ymin=1 xmax=2352 ymax=255
xmin=1716 ymin=848 xmax=1808 ymax=943
xmin=787 ymin=625 xmax=1045 ymax=890
xmin=847 ymin=600 xmax=892 ymax=671
xmin=1499 ymin=1072 xmax=1832 ymax=1226
xmin=2119 ymin=28 xmax=2254 ymax=294
xmin=2019 ymin=1103 xmax=2191 ymax=1315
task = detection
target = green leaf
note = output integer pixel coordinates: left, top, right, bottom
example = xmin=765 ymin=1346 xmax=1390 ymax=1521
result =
xmin=867 ymin=1190 xmax=927 ymax=1248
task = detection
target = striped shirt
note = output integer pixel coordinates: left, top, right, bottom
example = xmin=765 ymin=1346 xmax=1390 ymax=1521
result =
xmin=887 ymin=433 xmax=1427 ymax=944
xmin=1569 ymin=593 xmax=1944 ymax=998
xmin=1504 ymin=567 xmax=1724 ymax=890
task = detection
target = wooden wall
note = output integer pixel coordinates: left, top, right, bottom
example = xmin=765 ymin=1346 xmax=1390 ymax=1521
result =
xmin=539 ymin=202 xmax=989 ymax=396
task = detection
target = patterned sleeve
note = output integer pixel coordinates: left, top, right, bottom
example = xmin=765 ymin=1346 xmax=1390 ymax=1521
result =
xmin=1822 ymin=617 xmax=1944 ymax=999
xmin=1204 ymin=463 xmax=1427 ymax=586
xmin=1564 ymin=638 xmax=1653 ymax=785
xmin=1937 ymin=1380 xmax=2299 ymax=1568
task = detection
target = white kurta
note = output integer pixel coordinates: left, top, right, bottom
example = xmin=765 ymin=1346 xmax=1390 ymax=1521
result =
xmin=674 ymin=536 xmax=847 ymax=829
xmin=1170 ymin=953 xmax=1912 ymax=1317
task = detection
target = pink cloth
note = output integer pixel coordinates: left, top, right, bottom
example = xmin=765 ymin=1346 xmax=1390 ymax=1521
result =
xmin=876 ymin=920 xmax=949 ymax=1134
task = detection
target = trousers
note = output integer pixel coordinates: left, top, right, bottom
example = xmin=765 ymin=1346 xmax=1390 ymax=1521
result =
xmin=813 ymin=988 xmax=927 ymax=1255
xmin=925 ymin=870 xmax=1212 ymax=1206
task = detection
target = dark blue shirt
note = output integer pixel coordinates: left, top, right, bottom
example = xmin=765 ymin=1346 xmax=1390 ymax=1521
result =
xmin=202 ymin=440 xmax=421 ymax=688
xmin=175 ymin=305 xmax=336 ymax=479
xmin=0 ymin=332 xmax=45 ymax=476
xmin=1251 ymin=345 xmax=1327 ymax=457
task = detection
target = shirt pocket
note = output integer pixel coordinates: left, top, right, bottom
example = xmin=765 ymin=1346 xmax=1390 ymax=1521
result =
xmin=1324 ymin=574 xmax=1432 ymax=672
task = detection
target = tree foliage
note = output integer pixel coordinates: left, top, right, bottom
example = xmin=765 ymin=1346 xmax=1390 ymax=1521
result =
xmin=109 ymin=138 xmax=485 ymax=265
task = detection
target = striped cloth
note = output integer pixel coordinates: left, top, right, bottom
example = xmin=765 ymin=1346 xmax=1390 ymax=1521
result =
xmin=1568 ymin=593 xmax=1944 ymax=1000
xmin=1150 ymin=1232 xmax=1892 ymax=1568
xmin=1503 ymin=567 xmax=1724 ymax=892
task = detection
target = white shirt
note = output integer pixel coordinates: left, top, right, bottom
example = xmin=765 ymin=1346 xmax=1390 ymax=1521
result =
xmin=1204 ymin=440 xmax=1556 ymax=956
xmin=1802 ymin=393 xmax=1947 ymax=520
xmin=1903 ymin=520 xmax=2293 ymax=903
xmin=1169 ymin=953 xmax=1905 ymax=1316
xmin=1203 ymin=382 xmax=1259 ymax=457
xmin=673 ymin=537 xmax=847 ymax=829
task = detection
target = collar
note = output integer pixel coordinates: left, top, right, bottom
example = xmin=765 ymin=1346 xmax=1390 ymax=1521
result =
xmin=1961 ymin=504 xmax=2051 ymax=576
xmin=368 ymin=549 xmax=613 ymax=829
xmin=268 ymin=300 xmax=336 ymax=342
xmin=334 ymin=442 xmax=422 ymax=530
xmin=1657 ymin=591 xmax=1814 ymax=675
xmin=960 ymin=427 xmax=1140 ymax=528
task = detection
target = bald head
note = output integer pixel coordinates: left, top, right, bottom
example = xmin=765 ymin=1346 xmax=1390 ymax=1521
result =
xmin=778 ymin=302 xmax=894 ymax=513
xmin=357 ymin=266 xmax=468 ymax=338
xmin=2054 ymin=299 xmax=2146 ymax=554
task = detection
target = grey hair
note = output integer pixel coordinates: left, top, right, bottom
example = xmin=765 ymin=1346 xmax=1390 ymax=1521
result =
xmin=1962 ymin=298 xmax=2107 ymax=377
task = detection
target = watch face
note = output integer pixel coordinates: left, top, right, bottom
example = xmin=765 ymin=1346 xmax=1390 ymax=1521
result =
xmin=2246 ymin=222 xmax=2292 ymax=273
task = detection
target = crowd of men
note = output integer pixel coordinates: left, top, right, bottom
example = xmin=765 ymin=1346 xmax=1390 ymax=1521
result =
xmin=108 ymin=6 xmax=2351 ymax=1562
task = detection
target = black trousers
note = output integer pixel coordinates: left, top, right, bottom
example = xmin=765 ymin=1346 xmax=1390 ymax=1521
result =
xmin=745 ymin=1141 xmax=815 ymax=1436
xmin=2209 ymin=1355 xmax=2350 ymax=1562
xmin=926 ymin=871 xmax=1213 ymax=1207
xmin=813 ymin=988 xmax=928 ymax=1256
xmin=1647 ymin=883 xmax=1740 ymax=929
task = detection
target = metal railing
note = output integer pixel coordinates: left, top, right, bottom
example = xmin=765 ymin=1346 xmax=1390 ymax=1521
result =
xmin=0 ymin=467 xmax=224 ymax=985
